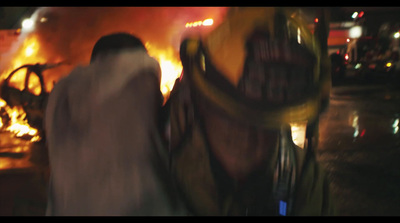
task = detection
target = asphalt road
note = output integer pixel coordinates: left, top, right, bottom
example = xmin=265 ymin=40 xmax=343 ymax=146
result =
xmin=317 ymin=76 xmax=400 ymax=216
xmin=0 ymin=136 xmax=48 ymax=216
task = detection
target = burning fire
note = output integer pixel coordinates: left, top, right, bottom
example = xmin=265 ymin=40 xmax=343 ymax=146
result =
xmin=0 ymin=98 xmax=40 ymax=141
xmin=0 ymin=34 xmax=46 ymax=142
xmin=2 ymin=34 xmax=46 ymax=78
xmin=0 ymin=33 xmax=184 ymax=141
xmin=0 ymin=13 xmax=219 ymax=143
xmin=145 ymin=42 xmax=183 ymax=102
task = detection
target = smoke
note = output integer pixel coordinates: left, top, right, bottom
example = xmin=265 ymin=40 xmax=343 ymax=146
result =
xmin=1 ymin=7 xmax=228 ymax=87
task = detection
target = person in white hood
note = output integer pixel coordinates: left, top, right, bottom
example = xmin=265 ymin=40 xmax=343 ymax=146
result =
xmin=44 ymin=33 xmax=186 ymax=216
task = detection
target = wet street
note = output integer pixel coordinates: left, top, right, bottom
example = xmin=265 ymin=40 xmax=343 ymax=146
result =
xmin=317 ymin=76 xmax=400 ymax=216
xmin=1 ymin=74 xmax=400 ymax=216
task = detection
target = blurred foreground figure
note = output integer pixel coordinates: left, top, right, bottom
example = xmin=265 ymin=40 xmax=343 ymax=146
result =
xmin=168 ymin=7 xmax=335 ymax=215
xmin=45 ymin=33 xmax=186 ymax=215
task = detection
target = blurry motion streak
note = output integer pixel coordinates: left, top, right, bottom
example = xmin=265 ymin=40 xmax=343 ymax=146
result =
xmin=393 ymin=118 xmax=399 ymax=134
xmin=360 ymin=129 xmax=366 ymax=137
xmin=349 ymin=111 xmax=359 ymax=138
xmin=297 ymin=27 xmax=301 ymax=44
xmin=351 ymin=12 xmax=358 ymax=19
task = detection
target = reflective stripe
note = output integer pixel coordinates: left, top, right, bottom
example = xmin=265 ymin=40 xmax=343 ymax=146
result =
xmin=273 ymin=126 xmax=297 ymax=216
xmin=279 ymin=200 xmax=287 ymax=216
xmin=190 ymin=52 xmax=321 ymax=129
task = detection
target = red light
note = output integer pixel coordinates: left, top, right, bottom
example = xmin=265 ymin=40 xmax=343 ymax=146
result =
xmin=314 ymin=18 xmax=319 ymax=23
xmin=360 ymin=129 xmax=366 ymax=137
xmin=345 ymin=53 xmax=349 ymax=60
xmin=358 ymin=11 xmax=364 ymax=18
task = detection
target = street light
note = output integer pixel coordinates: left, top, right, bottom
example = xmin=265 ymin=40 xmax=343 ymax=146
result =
xmin=21 ymin=18 xmax=34 ymax=31
xmin=349 ymin=26 xmax=362 ymax=38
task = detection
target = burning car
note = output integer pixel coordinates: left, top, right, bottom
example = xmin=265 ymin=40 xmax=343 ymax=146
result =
xmin=0 ymin=7 xmax=226 ymax=142
xmin=0 ymin=63 xmax=61 ymax=141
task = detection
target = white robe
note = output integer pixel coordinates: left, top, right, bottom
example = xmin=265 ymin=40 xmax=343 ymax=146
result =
xmin=44 ymin=49 xmax=186 ymax=216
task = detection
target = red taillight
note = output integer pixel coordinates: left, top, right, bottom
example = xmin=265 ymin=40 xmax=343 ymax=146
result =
xmin=344 ymin=53 xmax=349 ymax=61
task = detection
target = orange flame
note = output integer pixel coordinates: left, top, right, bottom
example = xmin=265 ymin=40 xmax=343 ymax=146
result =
xmin=2 ymin=34 xmax=46 ymax=93
xmin=145 ymin=42 xmax=183 ymax=103
xmin=0 ymin=34 xmax=45 ymax=142
xmin=0 ymin=33 xmax=184 ymax=141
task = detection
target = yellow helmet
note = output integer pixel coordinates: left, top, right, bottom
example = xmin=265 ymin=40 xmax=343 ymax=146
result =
xmin=180 ymin=7 xmax=330 ymax=129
